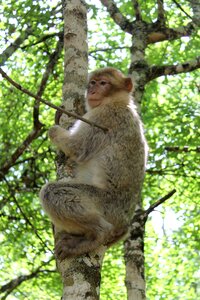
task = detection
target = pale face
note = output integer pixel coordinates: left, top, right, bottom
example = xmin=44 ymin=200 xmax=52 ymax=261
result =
xmin=87 ymin=77 xmax=111 ymax=108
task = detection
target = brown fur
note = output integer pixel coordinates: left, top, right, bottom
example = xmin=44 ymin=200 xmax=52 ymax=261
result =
xmin=39 ymin=67 xmax=148 ymax=260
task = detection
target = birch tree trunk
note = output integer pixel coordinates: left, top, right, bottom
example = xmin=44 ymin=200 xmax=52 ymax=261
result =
xmin=124 ymin=33 xmax=147 ymax=300
xmin=56 ymin=1 xmax=107 ymax=299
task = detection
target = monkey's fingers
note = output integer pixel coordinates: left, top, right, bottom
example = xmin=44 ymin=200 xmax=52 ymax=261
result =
xmin=55 ymin=105 xmax=65 ymax=125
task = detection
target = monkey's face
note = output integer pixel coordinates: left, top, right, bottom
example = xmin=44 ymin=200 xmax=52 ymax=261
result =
xmin=86 ymin=68 xmax=133 ymax=109
xmin=87 ymin=76 xmax=111 ymax=108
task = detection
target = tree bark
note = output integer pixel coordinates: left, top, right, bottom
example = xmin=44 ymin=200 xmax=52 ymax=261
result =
xmin=56 ymin=1 xmax=107 ymax=299
xmin=0 ymin=26 xmax=33 ymax=67
xmin=125 ymin=36 xmax=147 ymax=300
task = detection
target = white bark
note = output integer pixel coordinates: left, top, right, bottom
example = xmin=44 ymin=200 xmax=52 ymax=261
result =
xmin=56 ymin=1 xmax=107 ymax=299
xmin=57 ymin=247 xmax=107 ymax=300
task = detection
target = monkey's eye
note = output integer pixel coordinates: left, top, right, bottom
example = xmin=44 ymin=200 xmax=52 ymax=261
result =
xmin=90 ymin=80 xmax=96 ymax=85
xmin=100 ymin=81 xmax=107 ymax=86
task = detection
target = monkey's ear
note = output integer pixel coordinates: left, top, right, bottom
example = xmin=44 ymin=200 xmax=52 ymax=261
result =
xmin=124 ymin=77 xmax=133 ymax=92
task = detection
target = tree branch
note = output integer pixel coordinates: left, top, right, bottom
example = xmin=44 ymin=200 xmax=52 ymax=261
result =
xmin=130 ymin=189 xmax=176 ymax=228
xmin=132 ymin=0 xmax=142 ymax=21
xmin=0 ymin=68 xmax=108 ymax=132
xmin=172 ymin=0 xmax=193 ymax=20
xmin=100 ymin=0 xmax=199 ymax=46
xmin=165 ymin=146 xmax=200 ymax=153
xmin=0 ymin=26 xmax=33 ymax=67
xmin=33 ymin=34 xmax=64 ymax=127
xmin=0 ymin=126 xmax=44 ymax=179
xmin=148 ymin=0 xmax=200 ymax=44
xmin=100 ymin=0 xmax=133 ymax=33
xmin=89 ymin=46 xmax=130 ymax=54
xmin=189 ymin=0 xmax=200 ymax=26
xmin=21 ymin=32 xmax=62 ymax=49
xmin=157 ymin=0 xmax=165 ymax=24
xmin=37 ymin=37 xmax=63 ymax=90
xmin=148 ymin=56 xmax=200 ymax=80
xmin=147 ymin=22 xmax=196 ymax=43
xmin=0 ymin=38 xmax=64 ymax=178
xmin=0 ymin=259 xmax=55 ymax=299
xmin=1 ymin=177 xmax=53 ymax=254
xmin=145 ymin=189 xmax=177 ymax=216
xmin=0 ymin=3 xmax=62 ymax=66
xmin=125 ymin=188 xmax=177 ymax=293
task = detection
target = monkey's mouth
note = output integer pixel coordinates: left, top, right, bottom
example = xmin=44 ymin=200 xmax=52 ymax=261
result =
xmin=88 ymin=94 xmax=101 ymax=101
xmin=88 ymin=98 xmax=102 ymax=107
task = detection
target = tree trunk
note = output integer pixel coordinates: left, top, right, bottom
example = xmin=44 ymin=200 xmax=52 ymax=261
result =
xmin=56 ymin=1 xmax=107 ymax=299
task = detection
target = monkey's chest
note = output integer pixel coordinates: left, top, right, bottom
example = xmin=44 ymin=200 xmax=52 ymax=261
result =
xmin=75 ymin=159 xmax=107 ymax=189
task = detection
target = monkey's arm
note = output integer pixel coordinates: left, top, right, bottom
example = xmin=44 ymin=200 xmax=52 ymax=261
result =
xmin=48 ymin=123 xmax=108 ymax=161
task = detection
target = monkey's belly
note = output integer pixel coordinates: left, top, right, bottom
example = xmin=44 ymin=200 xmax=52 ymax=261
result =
xmin=75 ymin=159 xmax=107 ymax=189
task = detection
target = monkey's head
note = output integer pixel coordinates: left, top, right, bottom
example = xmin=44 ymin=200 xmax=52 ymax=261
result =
xmin=87 ymin=67 xmax=133 ymax=109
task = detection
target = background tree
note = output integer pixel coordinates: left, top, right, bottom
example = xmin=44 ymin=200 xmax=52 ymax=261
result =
xmin=0 ymin=0 xmax=199 ymax=300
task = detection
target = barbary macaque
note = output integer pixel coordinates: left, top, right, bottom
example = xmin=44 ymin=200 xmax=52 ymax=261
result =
xmin=39 ymin=67 xmax=148 ymax=260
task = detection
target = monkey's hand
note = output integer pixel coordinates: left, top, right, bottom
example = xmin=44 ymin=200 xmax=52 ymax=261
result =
xmin=48 ymin=125 xmax=62 ymax=140
xmin=48 ymin=125 xmax=70 ymax=154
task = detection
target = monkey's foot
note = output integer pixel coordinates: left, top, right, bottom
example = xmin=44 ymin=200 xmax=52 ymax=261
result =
xmin=106 ymin=227 xmax=128 ymax=246
xmin=55 ymin=232 xmax=92 ymax=260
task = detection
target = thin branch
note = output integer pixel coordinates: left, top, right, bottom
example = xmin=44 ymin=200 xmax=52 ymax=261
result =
xmin=148 ymin=56 xmax=200 ymax=81
xmin=0 ymin=213 xmax=21 ymax=221
xmin=0 ymin=38 xmax=64 ymax=178
xmin=0 ymin=26 xmax=33 ymax=67
xmin=38 ymin=35 xmax=63 ymax=97
xmin=0 ymin=197 xmax=9 ymax=210
xmin=146 ymin=169 xmax=197 ymax=179
xmin=145 ymin=189 xmax=176 ymax=216
xmin=100 ymin=0 xmax=133 ymax=33
xmin=165 ymin=146 xmax=200 ymax=153
xmin=0 ymin=68 xmax=108 ymax=132
xmin=172 ymin=0 xmax=193 ymax=20
xmin=0 ymin=127 xmax=45 ymax=180
xmin=1 ymin=48 xmax=63 ymax=176
xmin=189 ymin=0 xmax=200 ymax=26
xmin=132 ymin=0 xmax=142 ymax=21
xmin=21 ymin=32 xmax=62 ymax=49
xmin=89 ymin=46 xmax=130 ymax=54
xmin=130 ymin=189 xmax=177 ymax=230
xmin=1 ymin=176 xmax=53 ymax=254
xmin=147 ymin=22 xmax=195 ymax=43
xmin=33 ymin=34 xmax=64 ymax=126
xmin=101 ymin=0 xmax=198 ymax=45
xmin=157 ymin=0 xmax=165 ymax=23
xmin=0 ymin=3 xmax=62 ymax=65
xmin=0 ymin=258 xmax=55 ymax=298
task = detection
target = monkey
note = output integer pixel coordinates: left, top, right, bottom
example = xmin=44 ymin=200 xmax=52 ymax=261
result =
xmin=39 ymin=67 xmax=148 ymax=260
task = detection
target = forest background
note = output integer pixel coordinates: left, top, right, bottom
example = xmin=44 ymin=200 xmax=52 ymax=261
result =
xmin=0 ymin=0 xmax=199 ymax=299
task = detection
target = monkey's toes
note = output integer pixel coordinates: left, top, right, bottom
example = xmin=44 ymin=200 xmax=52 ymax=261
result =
xmin=54 ymin=234 xmax=86 ymax=260
xmin=55 ymin=243 xmax=71 ymax=261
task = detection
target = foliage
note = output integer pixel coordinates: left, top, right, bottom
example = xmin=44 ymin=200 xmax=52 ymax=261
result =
xmin=0 ymin=0 xmax=199 ymax=299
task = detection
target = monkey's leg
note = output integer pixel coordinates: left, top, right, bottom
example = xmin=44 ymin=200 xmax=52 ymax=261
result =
xmin=40 ymin=181 xmax=113 ymax=259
